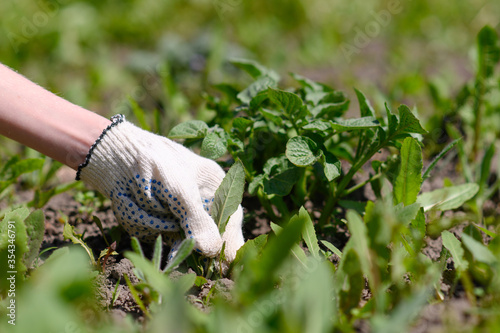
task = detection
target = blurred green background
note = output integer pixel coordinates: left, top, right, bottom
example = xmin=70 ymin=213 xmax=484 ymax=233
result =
xmin=1 ymin=0 xmax=499 ymax=127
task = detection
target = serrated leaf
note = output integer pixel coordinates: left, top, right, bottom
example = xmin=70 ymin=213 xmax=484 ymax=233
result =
xmin=330 ymin=117 xmax=380 ymax=131
xmin=268 ymin=87 xmax=303 ymax=116
xmin=168 ymin=120 xmax=208 ymax=139
xmin=211 ymin=161 xmax=245 ymax=234
xmin=396 ymin=105 xmax=427 ymax=135
xmin=286 ymin=136 xmax=321 ymax=166
xmin=23 ymin=209 xmax=45 ymax=268
xmin=298 ymin=207 xmax=320 ymax=258
xmin=320 ymin=240 xmax=342 ymax=258
xmin=417 ymin=183 xmax=479 ymax=211
xmin=200 ymin=132 xmax=228 ymax=160
xmin=163 ymin=238 xmax=195 ymax=274
xmin=394 ymin=137 xmax=423 ymax=206
xmin=0 ymin=208 xmax=30 ymax=284
xmin=461 ymin=234 xmax=496 ymax=265
xmin=354 ymin=88 xmax=375 ymax=117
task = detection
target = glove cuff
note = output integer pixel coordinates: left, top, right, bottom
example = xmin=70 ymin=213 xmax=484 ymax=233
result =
xmin=76 ymin=114 xmax=125 ymax=181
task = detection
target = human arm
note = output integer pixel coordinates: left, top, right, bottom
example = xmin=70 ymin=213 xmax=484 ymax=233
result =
xmin=0 ymin=63 xmax=111 ymax=169
xmin=0 ymin=63 xmax=245 ymax=263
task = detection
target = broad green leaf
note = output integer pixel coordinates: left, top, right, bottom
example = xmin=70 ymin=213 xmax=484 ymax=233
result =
xmin=394 ymin=137 xmax=423 ymax=206
xmin=321 ymin=151 xmax=341 ymax=182
xmin=395 ymin=105 xmax=427 ymax=135
xmin=263 ymin=167 xmax=300 ymax=196
xmin=462 ymin=234 xmax=496 ymax=265
xmin=168 ymin=120 xmax=208 ymax=139
xmin=248 ymin=173 xmax=265 ymax=195
xmin=330 ymin=117 xmax=380 ymax=131
xmin=23 ymin=209 xmax=45 ymax=268
xmin=411 ymin=208 xmax=426 ymax=241
xmin=270 ymin=222 xmax=308 ymax=267
xmin=311 ymin=101 xmax=349 ymax=118
xmin=354 ymin=88 xmax=375 ymax=117
xmin=422 ymin=138 xmax=461 ymax=180
xmin=200 ymin=132 xmax=228 ymax=160
xmin=230 ymin=58 xmax=279 ymax=81
xmin=320 ymin=240 xmax=343 ymax=258
xmin=477 ymin=25 xmax=500 ymax=79
xmin=231 ymin=234 xmax=268 ymax=269
xmin=0 ymin=208 xmax=30 ymax=288
xmin=4 ymin=158 xmax=45 ymax=180
xmin=238 ymin=75 xmax=277 ymax=104
xmin=263 ymin=156 xmax=301 ymax=196
xmin=163 ymin=238 xmax=195 ymax=274
xmin=417 ymin=183 xmax=479 ymax=211
xmin=394 ymin=202 xmax=420 ymax=225
xmin=302 ymin=120 xmax=331 ymax=132
xmin=441 ymin=230 xmax=468 ymax=272
xmin=286 ymin=136 xmax=321 ymax=166
xmin=298 ymin=207 xmax=320 ymax=258
xmin=232 ymin=117 xmax=253 ymax=135
xmin=211 ymin=161 xmax=245 ymax=234
xmin=268 ymin=87 xmax=303 ymax=116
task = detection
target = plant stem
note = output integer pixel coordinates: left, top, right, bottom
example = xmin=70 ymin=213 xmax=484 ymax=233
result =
xmin=257 ymin=188 xmax=281 ymax=223
xmin=343 ymin=172 xmax=382 ymax=197
xmin=318 ymin=183 xmax=336 ymax=227
xmin=471 ymin=78 xmax=484 ymax=160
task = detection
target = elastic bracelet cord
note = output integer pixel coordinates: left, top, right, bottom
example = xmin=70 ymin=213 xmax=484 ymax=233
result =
xmin=75 ymin=114 xmax=125 ymax=180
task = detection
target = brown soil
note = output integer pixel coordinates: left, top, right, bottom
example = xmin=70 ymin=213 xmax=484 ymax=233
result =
xmin=28 ymin=152 xmax=496 ymax=332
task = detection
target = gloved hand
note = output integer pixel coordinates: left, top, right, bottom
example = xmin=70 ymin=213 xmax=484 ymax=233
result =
xmin=76 ymin=115 xmax=245 ymax=262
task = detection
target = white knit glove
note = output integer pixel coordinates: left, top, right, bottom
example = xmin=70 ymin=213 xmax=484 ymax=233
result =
xmin=76 ymin=115 xmax=245 ymax=262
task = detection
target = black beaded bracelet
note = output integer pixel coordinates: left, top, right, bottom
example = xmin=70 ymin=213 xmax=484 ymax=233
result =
xmin=75 ymin=114 xmax=125 ymax=180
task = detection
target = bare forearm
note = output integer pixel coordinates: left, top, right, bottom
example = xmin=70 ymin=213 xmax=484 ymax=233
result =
xmin=0 ymin=64 xmax=111 ymax=170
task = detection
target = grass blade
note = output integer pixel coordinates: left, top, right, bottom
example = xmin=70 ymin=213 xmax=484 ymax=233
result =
xmin=163 ymin=238 xmax=195 ymax=275
xmin=152 ymin=235 xmax=163 ymax=272
xmin=422 ymin=138 xmax=461 ymax=180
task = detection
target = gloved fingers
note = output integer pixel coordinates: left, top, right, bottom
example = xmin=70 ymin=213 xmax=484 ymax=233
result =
xmin=194 ymin=158 xmax=226 ymax=199
xmin=220 ymin=205 xmax=245 ymax=263
xmin=111 ymin=195 xmax=181 ymax=242
xmin=163 ymin=232 xmax=183 ymax=262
